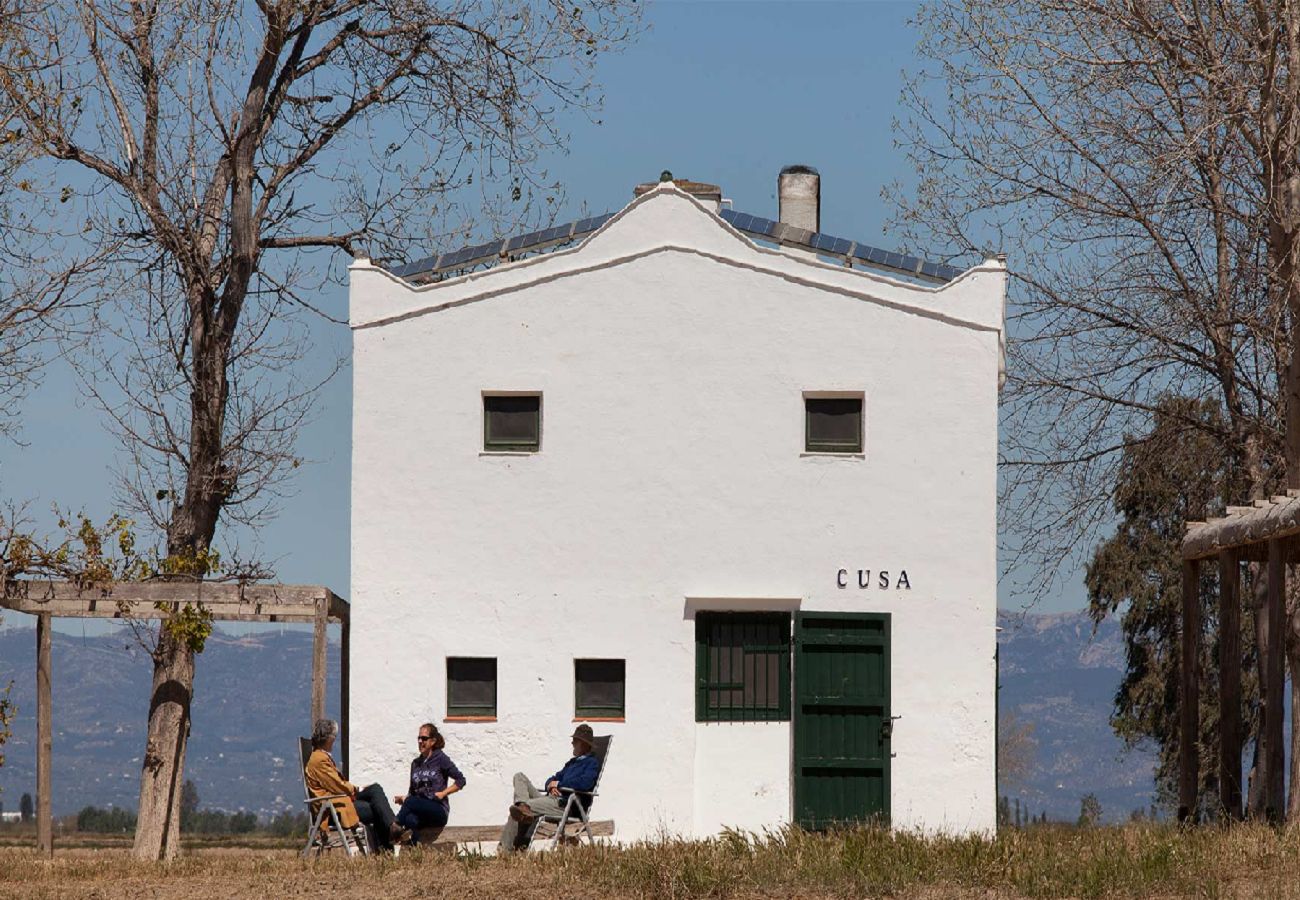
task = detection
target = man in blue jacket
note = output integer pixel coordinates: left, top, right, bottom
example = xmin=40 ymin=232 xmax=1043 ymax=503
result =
xmin=498 ymin=723 xmax=600 ymax=853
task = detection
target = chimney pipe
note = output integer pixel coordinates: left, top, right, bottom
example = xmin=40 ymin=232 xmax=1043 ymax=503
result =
xmin=778 ymin=165 xmax=820 ymax=233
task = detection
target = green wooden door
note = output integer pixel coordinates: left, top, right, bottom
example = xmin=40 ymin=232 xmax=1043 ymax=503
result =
xmin=793 ymin=612 xmax=890 ymax=829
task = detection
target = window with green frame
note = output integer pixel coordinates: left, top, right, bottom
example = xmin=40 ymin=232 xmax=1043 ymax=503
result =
xmin=447 ymin=657 xmax=497 ymax=716
xmin=695 ymin=612 xmax=791 ymax=722
xmin=805 ymin=396 xmax=863 ymax=453
xmin=575 ymin=658 xmax=625 ymax=718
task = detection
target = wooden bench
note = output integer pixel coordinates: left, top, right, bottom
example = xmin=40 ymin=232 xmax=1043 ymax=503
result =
xmin=411 ymin=820 xmax=615 ymax=849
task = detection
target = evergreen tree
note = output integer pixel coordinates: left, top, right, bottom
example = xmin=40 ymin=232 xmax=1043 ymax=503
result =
xmin=1086 ymin=395 xmax=1253 ymax=816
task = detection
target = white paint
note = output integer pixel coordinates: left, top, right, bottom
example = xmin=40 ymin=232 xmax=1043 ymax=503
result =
xmin=694 ymin=723 xmax=792 ymax=835
xmin=348 ymin=184 xmax=1005 ymax=840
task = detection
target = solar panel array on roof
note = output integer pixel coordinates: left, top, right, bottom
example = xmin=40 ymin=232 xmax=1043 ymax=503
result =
xmin=387 ymin=208 xmax=963 ymax=283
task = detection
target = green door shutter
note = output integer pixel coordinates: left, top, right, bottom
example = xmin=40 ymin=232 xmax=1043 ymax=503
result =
xmin=793 ymin=612 xmax=890 ymax=829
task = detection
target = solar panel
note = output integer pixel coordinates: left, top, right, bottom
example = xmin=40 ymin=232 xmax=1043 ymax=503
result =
xmin=438 ymin=246 xmax=475 ymax=268
xmin=574 ymin=213 xmax=613 ymax=234
xmin=539 ymin=224 xmax=573 ymax=243
xmin=386 ymin=206 xmax=962 ymax=284
xmin=507 ymin=230 xmax=545 ymax=253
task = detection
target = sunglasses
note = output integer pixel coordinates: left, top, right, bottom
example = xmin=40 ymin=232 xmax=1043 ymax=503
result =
xmin=417 ymin=735 xmax=434 ymax=742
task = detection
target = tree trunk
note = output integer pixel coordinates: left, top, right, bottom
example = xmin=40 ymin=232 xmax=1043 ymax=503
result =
xmin=131 ymin=283 xmax=228 ymax=860
xmin=131 ymin=628 xmax=195 ymax=860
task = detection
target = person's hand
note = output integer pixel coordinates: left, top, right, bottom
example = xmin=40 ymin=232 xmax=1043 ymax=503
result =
xmin=548 ymin=783 xmax=561 ymax=797
xmin=434 ymin=791 xmax=445 ymax=801
xmin=394 ymin=795 xmax=405 ymax=804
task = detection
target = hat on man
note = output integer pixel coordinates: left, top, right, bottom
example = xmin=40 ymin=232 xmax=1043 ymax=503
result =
xmin=571 ymin=723 xmax=595 ymax=748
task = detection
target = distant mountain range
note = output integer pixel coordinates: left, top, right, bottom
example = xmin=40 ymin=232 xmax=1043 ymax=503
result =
xmin=0 ymin=610 xmax=1156 ymax=823
xmin=996 ymin=609 xmax=1158 ymax=822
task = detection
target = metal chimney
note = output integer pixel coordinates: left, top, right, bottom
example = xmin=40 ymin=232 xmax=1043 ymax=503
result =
xmin=778 ymin=164 xmax=820 ymax=233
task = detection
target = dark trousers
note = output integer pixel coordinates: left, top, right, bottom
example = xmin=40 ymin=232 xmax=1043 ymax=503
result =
xmin=353 ymin=783 xmax=398 ymax=849
xmin=396 ymin=795 xmax=449 ymax=841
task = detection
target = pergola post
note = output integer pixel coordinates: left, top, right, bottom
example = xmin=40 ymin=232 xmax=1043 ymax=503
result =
xmin=311 ymin=594 xmax=327 ymax=726
xmin=1265 ymin=539 xmax=1286 ymax=822
xmin=1218 ymin=551 xmax=1242 ymax=820
xmin=1179 ymin=558 xmax=1201 ymax=822
xmin=35 ymin=612 xmax=52 ymax=857
xmin=340 ymin=615 xmax=351 ymax=780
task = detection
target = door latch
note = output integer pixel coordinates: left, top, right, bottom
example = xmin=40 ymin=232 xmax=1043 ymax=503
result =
xmin=881 ymin=715 xmax=902 ymax=740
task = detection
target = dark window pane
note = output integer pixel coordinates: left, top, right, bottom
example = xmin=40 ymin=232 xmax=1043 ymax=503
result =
xmin=695 ymin=612 xmax=791 ymax=722
xmin=448 ymin=657 xmax=497 ymax=714
xmin=575 ymin=658 xmax=625 ymax=715
xmin=484 ymin=395 xmax=540 ymax=450
xmin=806 ymin=397 xmax=862 ymax=453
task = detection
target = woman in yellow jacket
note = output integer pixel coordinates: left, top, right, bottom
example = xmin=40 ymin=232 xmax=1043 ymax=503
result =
xmin=306 ymin=718 xmax=409 ymax=851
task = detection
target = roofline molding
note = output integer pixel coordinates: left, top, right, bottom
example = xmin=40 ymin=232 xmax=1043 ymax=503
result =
xmin=352 ymin=242 xmax=1005 ymax=334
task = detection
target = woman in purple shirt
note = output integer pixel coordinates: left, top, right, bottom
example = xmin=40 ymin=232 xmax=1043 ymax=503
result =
xmin=394 ymin=723 xmax=466 ymax=839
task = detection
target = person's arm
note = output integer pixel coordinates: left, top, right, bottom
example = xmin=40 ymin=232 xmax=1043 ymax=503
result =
xmin=438 ymin=754 xmax=468 ymax=798
xmin=546 ymin=763 xmax=565 ymax=794
xmin=558 ymin=756 xmax=599 ymax=793
xmin=307 ymin=751 xmax=356 ymax=797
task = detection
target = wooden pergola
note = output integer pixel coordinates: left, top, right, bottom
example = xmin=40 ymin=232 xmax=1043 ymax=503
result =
xmin=0 ymin=579 xmax=350 ymax=856
xmin=1180 ymin=491 xmax=1300 ymax=823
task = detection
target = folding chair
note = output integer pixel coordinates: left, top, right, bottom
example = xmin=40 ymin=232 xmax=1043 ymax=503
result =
xmin=299 ymin=737 xmax=371 ymax=858
xmin=532 ymin=735 xmax=612 ymax=850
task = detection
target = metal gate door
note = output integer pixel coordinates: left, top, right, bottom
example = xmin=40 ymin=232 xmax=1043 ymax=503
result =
xmin=793 ymin=611 xmax=891 ymax=829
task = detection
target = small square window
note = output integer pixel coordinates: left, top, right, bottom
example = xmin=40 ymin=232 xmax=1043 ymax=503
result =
xmin=447 ymin=657 xmax=496 ymax=717
xmin=805 ymin=396 xmax=863 ymax=453
xmin=484 ymin=394 xmax=541 ymax=452
xmin=575 ymin=659 xmax=625 ymax=719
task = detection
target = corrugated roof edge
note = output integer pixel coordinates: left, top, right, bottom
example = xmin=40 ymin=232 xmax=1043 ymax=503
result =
xmin=384 ymin=208 xmax=964 ymax=284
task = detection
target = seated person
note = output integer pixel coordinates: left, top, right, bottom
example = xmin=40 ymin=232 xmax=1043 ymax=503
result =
xmin=498 ymin=723 xmax=599 ymax=853
xmin=394 ymin=722 xmax=466 ymax=842
xmin=305 ymin=718 xmax=410 ymax=851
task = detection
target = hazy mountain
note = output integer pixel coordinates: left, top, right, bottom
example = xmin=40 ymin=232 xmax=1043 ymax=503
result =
xmin=997 ymin=609 xmax=1158 ymax=823
xmin=0 ymin=625 xmax=340 ymax=819
xmin=0 ymin=611 xmax=1155 ymax=823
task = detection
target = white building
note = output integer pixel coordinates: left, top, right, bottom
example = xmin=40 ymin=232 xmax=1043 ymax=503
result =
xmin=348 ymin=169 xmax=1006 ymax=839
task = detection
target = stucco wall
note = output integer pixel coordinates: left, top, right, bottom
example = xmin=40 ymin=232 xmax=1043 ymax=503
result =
xmin=348 ymin=187 xmax=1003 ymax=840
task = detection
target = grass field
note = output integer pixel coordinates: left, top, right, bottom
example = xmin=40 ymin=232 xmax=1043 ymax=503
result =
xmin=2 ymin=822 xmax=1300 ymax=898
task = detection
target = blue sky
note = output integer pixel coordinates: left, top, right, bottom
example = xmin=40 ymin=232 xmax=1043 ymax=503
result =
xmin=0 ymin=1 xmax=1085 ymax=634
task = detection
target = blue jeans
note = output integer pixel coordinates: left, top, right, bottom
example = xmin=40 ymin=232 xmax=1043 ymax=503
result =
xmin=396 ymin=794 xmax=448 ymax=841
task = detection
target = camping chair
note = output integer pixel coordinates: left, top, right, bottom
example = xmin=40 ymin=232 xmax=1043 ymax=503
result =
xmin=299 ymin=737 xmax=371 ymax=858
xmin=532 ymin=735 xmax=612 ymax=851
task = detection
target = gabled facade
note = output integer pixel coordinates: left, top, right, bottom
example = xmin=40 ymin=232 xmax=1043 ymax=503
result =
xmin=348 ymin=179 xmax=1007 ymax=839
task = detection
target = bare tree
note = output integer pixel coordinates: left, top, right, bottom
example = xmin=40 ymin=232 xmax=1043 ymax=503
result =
xmin=0 ymin=0 xmax=640 ymax=859
xmin=997 ymin=709 xmax=1037 ymax=793
xmin=894 ymin=0 xmax=1300 ymax=819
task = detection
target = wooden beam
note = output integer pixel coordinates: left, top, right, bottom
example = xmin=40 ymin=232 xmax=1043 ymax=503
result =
xmin=36 ymin=613 xmax=52 ymax=857
xmin=311 ymin=596 xmax=327 ymax=726
xmin=1218 ymin=551 xmax=1242 ymax=820
xmin=1183 ymin=494 xmax=1300 ymax=559
xmin=0 ymin=580 xmax=348 ymax=623
xmin=425 ymin=821 xmax=615 ymax=843
xmin=1179 ymin=559 xmax=1201 ymax=822
xmin=340 ymin=618 xmax=350 ymax=781
xmin=1265 ymin=540 xmax=1286 ymax=822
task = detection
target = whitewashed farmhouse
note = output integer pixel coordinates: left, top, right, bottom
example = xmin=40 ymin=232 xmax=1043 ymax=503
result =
xmin=347 ymin=168 xmax=1007 ymax=839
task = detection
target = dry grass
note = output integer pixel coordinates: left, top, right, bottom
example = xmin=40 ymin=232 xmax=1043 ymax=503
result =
xmin=1 ymin=822 xmax=1299 ymax=899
